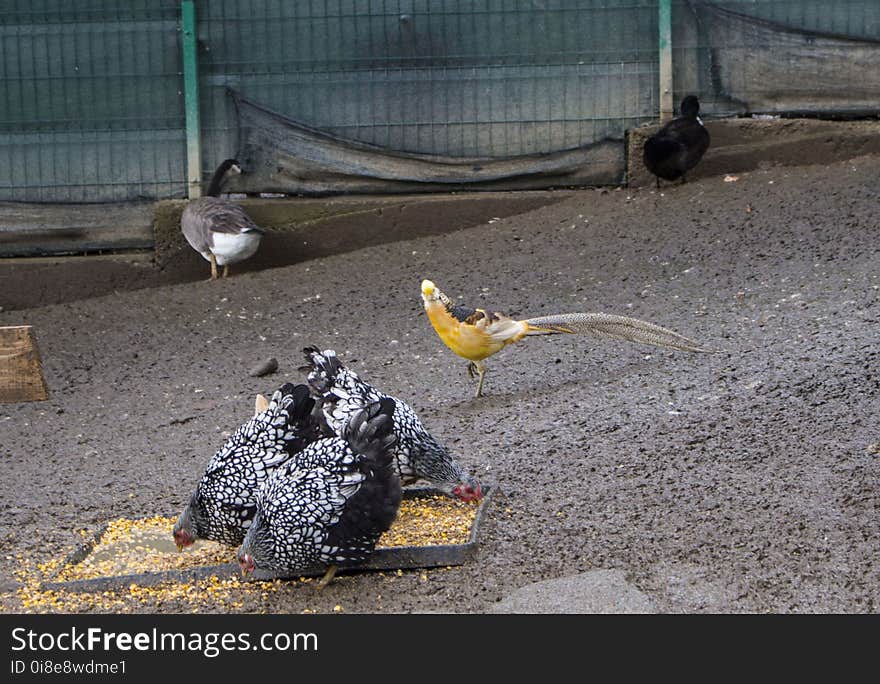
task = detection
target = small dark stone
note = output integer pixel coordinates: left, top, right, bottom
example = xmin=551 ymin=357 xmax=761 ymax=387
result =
xmin=249 ymin=357 xmax=279 ymax=377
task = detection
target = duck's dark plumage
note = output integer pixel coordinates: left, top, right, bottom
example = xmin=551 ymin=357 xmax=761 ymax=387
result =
xmin=643 ymin=95 xmax=710 ymax=187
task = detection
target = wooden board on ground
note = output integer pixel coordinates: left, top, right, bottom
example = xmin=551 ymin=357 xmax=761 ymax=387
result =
xmin=0 ymin=325 xmax=49 ymax=402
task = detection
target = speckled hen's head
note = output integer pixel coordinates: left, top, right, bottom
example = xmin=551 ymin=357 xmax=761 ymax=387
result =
xmin=237 ymin=551 xmax=255 ymax=577
xmin=415 ymin=433 xmax=484 ymax=503
xmin=237 ymin=510 xmax=273 ymax=575
xmin=452 ymin=476 xmax=483 ymax=503
xmin=430 ymin=455 xmax=484 ymax=504
xmin=172 ymin=493 xmax=207 ymax=550
xmin=172 ymin=506 xmax=195 ymax=550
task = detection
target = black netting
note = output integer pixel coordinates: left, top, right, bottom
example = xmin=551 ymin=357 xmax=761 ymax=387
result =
xmin=224 ymin=92 xmax=625 ymax=195
xmin=687 ymin=1 xmax=880 ymax=116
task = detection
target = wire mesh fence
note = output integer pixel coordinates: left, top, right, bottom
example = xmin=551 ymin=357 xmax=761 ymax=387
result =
xmin=672 ymin=0 xmax=880 ymax=117
xmin=197 ymin=0 xmax=660 ymax=181
xmin=0 ymin=0 xmax=185 ymax=202
xmin=0 ymin=1 xmax=877 ymax=203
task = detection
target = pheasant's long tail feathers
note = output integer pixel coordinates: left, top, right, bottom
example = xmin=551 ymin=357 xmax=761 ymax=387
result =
xmin=523 ymin=312 xmax=714 ymax=353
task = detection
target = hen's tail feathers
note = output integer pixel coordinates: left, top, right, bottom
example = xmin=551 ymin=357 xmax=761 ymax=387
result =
xmin=523 ymin=313 xmax=715 ymax=353
xmin=344 ymin=398 xmax=398 ymax=469
xmin=300 ymin=346 xmax=344 ymax=394
xmin=267 ymin=383 xmax=322 ymax=447
xmin=280 ymin=383 xmax=317 ymax=423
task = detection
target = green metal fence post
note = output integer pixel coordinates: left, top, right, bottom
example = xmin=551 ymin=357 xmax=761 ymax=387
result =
xmin=181 ymin=0 xmax=202 ymax=198
xmin=658 ymin=0 xmax=673 ymax=122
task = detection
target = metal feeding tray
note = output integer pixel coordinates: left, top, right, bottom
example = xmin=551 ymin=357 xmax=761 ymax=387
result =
xmin=41 ymin=486 xmax=496 ymax=593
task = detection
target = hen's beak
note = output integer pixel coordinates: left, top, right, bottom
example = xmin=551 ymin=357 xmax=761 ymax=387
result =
xmin=173 ymin=531 xmax=189 ymax=551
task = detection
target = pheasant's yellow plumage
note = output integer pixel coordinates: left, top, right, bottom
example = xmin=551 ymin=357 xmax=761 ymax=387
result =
xmin=420 ymin=278 xmax=714 ymax=398
xmin=421 ymin=280 xmax=527 ymax=362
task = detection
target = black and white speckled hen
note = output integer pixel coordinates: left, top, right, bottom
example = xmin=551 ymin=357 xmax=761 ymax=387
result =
xmin=173 ymin=383 xmax=324 ymax=549
xmin=237 ymin=397 xmax=402 ymax=588
xmin=301 ymin=346 xmax=483 ymax=502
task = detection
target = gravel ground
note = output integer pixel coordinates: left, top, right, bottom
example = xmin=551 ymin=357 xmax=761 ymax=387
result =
xmin=1 ymin=154 xmax=878 ymax=614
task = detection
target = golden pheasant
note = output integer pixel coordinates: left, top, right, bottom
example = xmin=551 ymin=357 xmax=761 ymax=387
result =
xmin=421 ymin=279 xmax=714 ymax=397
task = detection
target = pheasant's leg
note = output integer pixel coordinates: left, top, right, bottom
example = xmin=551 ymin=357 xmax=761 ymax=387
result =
xmin=316 ymin=565 xmax=338 ymax=590
xmin=209 ymin=253 xmax=218 ymax=280
xmin=655 ymin=176 xmax=660 ymax=190
xmin=466 ymin=362 xmax=484 ymax=397
xmin=474 ymin=361 xmax=487 ymax=398
xmin=466 ymin=361 xmax=489 ymax=397
xmin=221 ymin=264 xmax=229 ymax=278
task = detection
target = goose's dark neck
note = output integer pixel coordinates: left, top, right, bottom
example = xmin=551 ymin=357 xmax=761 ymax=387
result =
xmin=206 ymin=164 xmax=231 ymax=197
